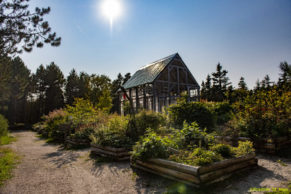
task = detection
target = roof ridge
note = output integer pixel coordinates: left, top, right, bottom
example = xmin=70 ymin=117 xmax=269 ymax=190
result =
xmin=139 ymin=53 xmax=178 ymax=70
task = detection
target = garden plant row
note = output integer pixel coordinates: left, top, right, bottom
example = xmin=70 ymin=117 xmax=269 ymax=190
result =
xmin=33 ymin=96 xmax=290 ymax=187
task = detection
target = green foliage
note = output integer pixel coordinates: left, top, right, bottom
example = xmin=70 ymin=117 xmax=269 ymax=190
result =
xmin=174 ymin=122 xmax=215 ymax=149
xmin=0 ymin=0 xmax=61 ymax=55
xmin=96 ymin=88 xmax=112 ymax=113
xmin=210 ymin=144 xmax=234 ymax=158
xmin=211 ymin=102 xmax=233 ymax=125
xmin=90 ymin=115 xmax=132 ymax=148
xmin=201 ymin=63 xmax=230 ymax=102
xmin=0 ymin=114 xmax=8 ymax=137
xmin=0 ymin=136 xmax=16 ymax=145
xmin=168 ymin=101 xmax=215 ymax=130
xmin=169 ymin=148 xmax=222 ymax=166
xmin=128 ymin=110 xmax=166 ymax=139
xmin=65 ymin=98 xmax=98 ymax=124
xmin=230 ymin=87 xmax=291 ymax=138
xmin=233 ymin=141 xmax=255 ymax=157
xmin=42 ymin=109 xmax=69 ymax=142
xmin=131 ymin=131 xmax=170 ymax=161
xmin=0 ymin=148 xmax=19 ymax=186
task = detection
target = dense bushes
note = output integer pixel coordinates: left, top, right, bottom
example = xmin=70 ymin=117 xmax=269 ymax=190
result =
xmin=127 ymin=110 xmax=166 ymax=140
xmin=168 ymin=101 xmax=215 ymax=130
xmin=0 ymin=114 xmax=8 ymax=137
xmin=230 ymin=87 xmax=291 ymax=138
xmin=34 ymin=99 xmax=107 ymax=145
xmin=35 ymin=100 xmax=166 ymax=150
xmin=90 ymin=115 xmax=132 ymax=148
xmin=168 ymin=100 xmax=233 ymax=130
xmin=131 ymin=131 xmax=170 ymax=161
xmin=132 ymin=122 xmax=255 ymax=166
xmin=90 ymin=110 xmax=166 ymax=149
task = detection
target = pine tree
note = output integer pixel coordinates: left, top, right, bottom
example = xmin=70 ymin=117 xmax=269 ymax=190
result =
xmin=44 ymin=62 xmax=65 ymax=113
xmin=8 ymin=57 xmax=31 ymax=124
xmin=211 ymin=63 xmax=230 ymax=101
xmin=278 ymin=61 xmax=291 ymax=88
xmin=238 ymin=77 xmax=248 ymax=90
xmin=65 ymin=69 xmax=80 ymax=105
xmin=0 ymin=0 xmax=61 ymax=55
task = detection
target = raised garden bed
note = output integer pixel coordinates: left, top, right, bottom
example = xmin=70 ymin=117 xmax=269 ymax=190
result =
xmin=65 ymin=137 xmax=90 ymax=148
xmin=91 ymin=143 xmax=130 ymax=161
xmin=131 ymin=153 xmax=257 ymax=187
xmin=216 ymin=136 xmax=291 ymax=154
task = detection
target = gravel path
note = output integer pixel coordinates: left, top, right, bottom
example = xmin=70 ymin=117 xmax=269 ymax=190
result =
xmin=0 ymin=131 xmax=290 ymax=194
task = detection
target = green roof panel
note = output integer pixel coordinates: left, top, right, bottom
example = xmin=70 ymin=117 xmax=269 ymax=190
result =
xmin=123 ymin=53 xmax=178 ymax=89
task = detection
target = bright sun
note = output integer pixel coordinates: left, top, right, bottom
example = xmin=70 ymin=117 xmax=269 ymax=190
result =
xmin=101 ymin=0 xmax=122 ymax=27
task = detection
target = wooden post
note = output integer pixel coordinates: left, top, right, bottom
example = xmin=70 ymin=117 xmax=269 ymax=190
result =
xmin=136 ymin=87 xmax=139 ymax=111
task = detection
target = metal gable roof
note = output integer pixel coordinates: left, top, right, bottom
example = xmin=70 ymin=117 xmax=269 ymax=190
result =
xmin=123 ymin=53 xmax=178 ymax=89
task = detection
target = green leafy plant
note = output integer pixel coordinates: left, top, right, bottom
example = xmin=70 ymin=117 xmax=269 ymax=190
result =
xmin=175 ymin=122 xmax=215 ymax=149
xmin=131 ymin=131 xmax=170 ymax=161
xmin=210 ymin=144 xmax=234 ymax=158
xmin=168 ymin=101 xmax=215 ymax=130
xmin=127 ymin=110 xmax=166 ymax=140
xmin=169 ymin=148 xmax=222 ymax=166
xmin=230 ymin=87 xmax=291 ymax=138
xmin=233 ymin=141 xmax=255 ymax=157
xmin=90 ymin=115 xmax=132 ymax=148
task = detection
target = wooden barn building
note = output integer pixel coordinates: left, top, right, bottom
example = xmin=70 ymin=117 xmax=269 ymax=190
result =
xmin=120 ymin=53 xmax=200 ymax=114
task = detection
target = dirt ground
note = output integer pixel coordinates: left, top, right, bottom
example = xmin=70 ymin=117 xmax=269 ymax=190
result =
xmin=0 ymin=131 xmax=290 ymax=194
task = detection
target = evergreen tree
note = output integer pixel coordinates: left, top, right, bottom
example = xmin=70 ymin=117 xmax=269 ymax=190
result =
xmin=238 ymin=77 xmax=248 ymax=90
xmin=65 ymin=69 xmax=80 ymax=105
xmin=8 ymin=57 xmax=30 ymax=124
xmin=44 ymin=62 xmax=65 ymax=113
xmin=31 ymin=65 xmax=47 ymax=119
xmin=0 ymin=56 xmax=12 ymax=109
xmin=78 ymin=72 xmax=91 ymax=99
xmin=211 ymin=63 xmax=230 ymax=101
xmin=0 ymin=0 xmax=61 ymax=55
xmin=278 ymin=61 xmax=291 ymax=88
xmin=201 ymin=74 xmax=212 ymax=101
xmin=261 ymin=75 xmax=271 ymax=89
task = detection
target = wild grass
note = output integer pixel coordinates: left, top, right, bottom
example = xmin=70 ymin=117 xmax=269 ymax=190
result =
xmin=0 ymin=135 xmax=16 ymax=146
xmin=0 ymin=148 xmax=19 ymax=186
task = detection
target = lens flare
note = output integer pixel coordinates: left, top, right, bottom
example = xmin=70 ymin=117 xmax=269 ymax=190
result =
xmin=101 ymin=0 xmax=122 ymax=29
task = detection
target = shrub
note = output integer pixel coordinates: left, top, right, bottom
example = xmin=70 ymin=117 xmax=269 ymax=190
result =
xmin=175 ymin=122 xmax=215 ymax=149
xmin=230 ymin=87 xmax=291 ymax=138
xmin=43 ymin=109 xmax=70 ymax=142
xmin=0 ymin=114 xmax=8 ymax=137
xmin=65 ymin=98 xmax=99 ymax=124
xmin=211 ymin=102 xmax=233 ymax=125
xmin=210 ymin=144 xmax=233 ymax=158
xmin=131 ymin=131 xmax=170 ymax=161
xmin=128 ymin=110 xmax=166 ymax=140
xmin=90 ymin=115 xmax=132 ymax=148
xmin=169 ymin=148 xmax=222 ymax=166
xmin=233 ymin=141 xmax=255 ymax=157
xmin=168 ymin=101 xmax=215 ymax=130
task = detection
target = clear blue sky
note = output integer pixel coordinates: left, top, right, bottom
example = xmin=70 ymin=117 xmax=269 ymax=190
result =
xmin=21 ymin=0 xmax=291 ymax=88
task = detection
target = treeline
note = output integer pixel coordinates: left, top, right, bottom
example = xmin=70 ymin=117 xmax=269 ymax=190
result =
xmin=200 ymin=62 xmax=291 ymax=103
xmin=0 ymin=55 xmax=131 ymax=126
xmin=0 ymin=54 xmax=290 ymax=127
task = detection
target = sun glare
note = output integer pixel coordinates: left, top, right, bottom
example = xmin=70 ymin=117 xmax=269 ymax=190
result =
xmin=101 ymin=0 xmax=122 ymax=28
